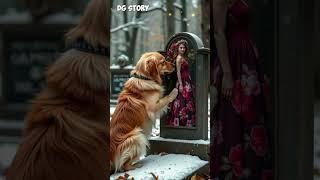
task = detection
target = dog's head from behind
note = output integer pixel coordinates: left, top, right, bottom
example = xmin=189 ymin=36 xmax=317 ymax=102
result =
xmin=46 ymin=0 xmax=109 ymax=104
xmin=132 ymin=52 xmax=175 ymax=84
xmin=65 ymin=0 xmax=108 ymax=48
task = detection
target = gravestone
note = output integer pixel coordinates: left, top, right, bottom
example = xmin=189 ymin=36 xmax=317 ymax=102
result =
xmin=0 ymin=24 xmax=72 ymax=118
xmin=110 ymin=67 xmax=134 ymax=101
xmin=159 ymin=32 xmax=210 ymax=140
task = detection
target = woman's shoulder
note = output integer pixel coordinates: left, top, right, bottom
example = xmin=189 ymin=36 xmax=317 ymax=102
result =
xmin=177 ymin=54 xmax=187 ymax=60
xmin=176 ymin=55 xmax=183 ymax=63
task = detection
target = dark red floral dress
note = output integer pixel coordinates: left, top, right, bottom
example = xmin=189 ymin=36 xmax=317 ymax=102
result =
xmin=166 ymin=58 xmax=196 ymax=127
xmin=210 ymin=0 xmax=274 ymax=179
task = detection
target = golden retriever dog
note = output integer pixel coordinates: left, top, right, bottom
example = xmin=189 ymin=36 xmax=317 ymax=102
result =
xmin=110 ymin=52 xmax=178 ymax=172
xmin=5 ymin=0 xmax=110 ymax=179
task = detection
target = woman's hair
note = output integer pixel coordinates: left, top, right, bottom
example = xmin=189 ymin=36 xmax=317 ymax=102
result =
xmin=167 ymin=39 xmax=188 ymax=62
xmin=65 ymin=0 xmax=109 ymax=48
xmin=174 ymin=39 xmax=188 ymax=59
xmin=175 ymin=39 xmax=188 ymax=52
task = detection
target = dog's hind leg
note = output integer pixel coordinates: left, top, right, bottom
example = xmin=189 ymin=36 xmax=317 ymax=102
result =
xmin=114 ymin=128 xmax=149 ymax=172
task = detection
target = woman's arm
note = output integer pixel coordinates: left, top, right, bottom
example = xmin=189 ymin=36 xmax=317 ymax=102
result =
xmin=176 ymin=56 xmax=183 ymax=91
xmin=212 ymin=0 xmax=231 ymax=74
xmin=212 ymin=0 xmax=234 ymax=100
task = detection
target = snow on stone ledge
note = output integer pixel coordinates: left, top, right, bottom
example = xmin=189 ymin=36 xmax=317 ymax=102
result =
xmin=110 ymin=154 xmax=208 ymax=180
xmin=43 ymin=13 xmax=80 ymax=24
xmin=149 ymin=136 xmax=209 ymax=145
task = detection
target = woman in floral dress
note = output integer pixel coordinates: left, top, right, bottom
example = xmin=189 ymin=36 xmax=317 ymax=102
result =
xmin=210 ymin=0 xmax=273 ymax=179
xmin=166 ymin=39 xmax=196 ymax=127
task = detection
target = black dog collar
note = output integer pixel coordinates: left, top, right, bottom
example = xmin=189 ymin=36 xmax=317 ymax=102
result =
xmin=69 ymin=39 xmax=109 ymax=56
xmin=131 ymin=73 xmax=153 ymax=81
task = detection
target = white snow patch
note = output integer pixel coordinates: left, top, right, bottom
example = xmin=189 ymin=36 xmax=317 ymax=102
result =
xmin=110 ymin=154 xmax=208 ymax=180
xmin=0 ymin=144 xmax=17 ymax=167
xmin=110 ymin=106 xmax=116 ymax=115
xmin=149 ymin=137 xmax=209 ymax=145
xmin=110 ymin=65 xmax=135 ymax=69
xmin=0 ymin=10 xmax=32 ymax=23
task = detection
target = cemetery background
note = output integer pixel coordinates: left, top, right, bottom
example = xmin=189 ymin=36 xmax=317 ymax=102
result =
xmin=110 ymin=0 xmax=211 ymax=179
xmin=0 ymin=0 xmax=318 ymax=179
xmin=110 ymin=0 xmax=320 ymax=179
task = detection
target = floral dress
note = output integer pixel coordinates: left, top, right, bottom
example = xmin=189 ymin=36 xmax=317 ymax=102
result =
xmin=210 ymin=0 xmax=274 ymax=179
xmin=166 ymin=58 xmax=196 ymax=127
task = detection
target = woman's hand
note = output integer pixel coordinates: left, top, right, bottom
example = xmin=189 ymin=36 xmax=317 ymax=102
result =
xmin=222 ymin=71 xmax=234 ymax=100
xmin=179 ymin=84 xmax=183 ymax=93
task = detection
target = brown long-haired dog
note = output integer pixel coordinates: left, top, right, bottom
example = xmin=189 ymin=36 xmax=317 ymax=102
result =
xmin=110 ymin=52 xmax=178 ymax=172
xmin=5 ymin=0 xmax=110 ymax=179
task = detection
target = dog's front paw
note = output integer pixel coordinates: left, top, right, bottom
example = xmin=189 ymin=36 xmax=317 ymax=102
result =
xmin=169 ymin=88 xmax=178 ymax=102
xmin=123 ymin=162 xmax=143 ymax=171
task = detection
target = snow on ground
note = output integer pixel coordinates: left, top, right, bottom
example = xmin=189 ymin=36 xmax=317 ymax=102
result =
xmin=0 ymin=144 xmax=17 ymax=168
xmin=110 ymin=106 xmax=116 ymax=115
xmin=0 ymin=144 xmax=18 ymax=179
xmin=110 ymin=154 xmax=208 ymax=180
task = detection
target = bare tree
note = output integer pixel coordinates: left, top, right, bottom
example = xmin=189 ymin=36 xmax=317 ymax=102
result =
xmin=162 ymin=0 xmax=167 ymax=41
xmin=166 ymin=0 xmax=175 ymax=40
xmin=127 ymin=0 xmax=144 ymax=64
xmin=123 ymin=0 xmax=131 ymax=46
xmin=201 ymin=0 xmax=210 ymax=47
xmin=181 ymin=0 xmax=187 ymax=32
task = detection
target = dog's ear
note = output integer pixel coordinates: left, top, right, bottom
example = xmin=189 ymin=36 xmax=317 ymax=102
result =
xmin=145 ymin=55 xmax=161 ymax=82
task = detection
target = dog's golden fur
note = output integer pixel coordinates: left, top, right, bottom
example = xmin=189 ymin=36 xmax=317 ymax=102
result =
xmin=5 ymin=0 xmax=110 ymax=179
xmin=110 ymin=52 xmax=178 ymax=172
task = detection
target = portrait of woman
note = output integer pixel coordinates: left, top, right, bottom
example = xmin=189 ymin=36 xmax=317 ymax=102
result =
xmin=165 ymin=39 xmax=196 ymax=127
xmin=210 ymin=0 xmax=274 ymax=179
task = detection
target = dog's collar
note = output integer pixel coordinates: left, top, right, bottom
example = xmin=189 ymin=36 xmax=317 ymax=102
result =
xmin=131 ymin=73 xmax=153 ymax=81
xmin=68 ymin=39 xmax=109 ymax=56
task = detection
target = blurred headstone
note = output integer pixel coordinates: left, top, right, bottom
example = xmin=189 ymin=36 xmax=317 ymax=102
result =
xmin=0 ymin=0 xmax=87 ymax=119
xmin=110 ymin=66 xmax=134 ymax=101
xmin=0 ymin=24 xmax=72 ymax=118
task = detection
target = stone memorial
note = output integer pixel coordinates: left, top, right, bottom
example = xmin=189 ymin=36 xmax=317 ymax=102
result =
xmin=159 ymin=32 xmax=210 ymax=140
